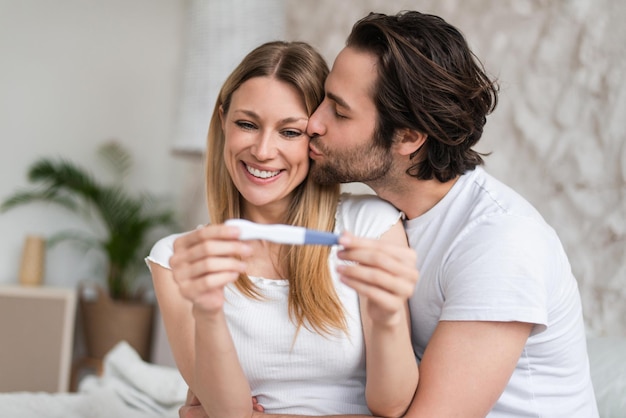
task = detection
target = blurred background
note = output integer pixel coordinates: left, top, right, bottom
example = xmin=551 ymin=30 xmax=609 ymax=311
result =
xmin=1 ymin=0 xmax=624 ymax=366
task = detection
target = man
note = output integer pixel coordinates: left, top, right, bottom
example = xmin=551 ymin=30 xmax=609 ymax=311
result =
xmin=181 ymin=10 xmax=598 ymax=417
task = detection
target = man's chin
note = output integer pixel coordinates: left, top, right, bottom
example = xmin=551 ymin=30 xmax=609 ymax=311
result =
xmin=309 ymin=163 xmax=343 ymax=185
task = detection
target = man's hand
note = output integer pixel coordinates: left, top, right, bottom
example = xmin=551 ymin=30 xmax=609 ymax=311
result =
xmin=179 ymin=388 xmax=265 ymax=418
xmin=179 ymin=389 xmax=206 ymax=418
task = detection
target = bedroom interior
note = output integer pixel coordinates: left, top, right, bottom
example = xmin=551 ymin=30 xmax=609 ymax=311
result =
xmin=0 ymin=0 xmax=624 ymax=416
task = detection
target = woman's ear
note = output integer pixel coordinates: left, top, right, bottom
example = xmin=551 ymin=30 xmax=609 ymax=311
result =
xmin=394 ymin=129 xmax=427 ymax=156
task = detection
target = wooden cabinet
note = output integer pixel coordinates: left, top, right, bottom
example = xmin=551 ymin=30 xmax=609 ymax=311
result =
xmin=0 ymin=285 xmax=76 ymax=393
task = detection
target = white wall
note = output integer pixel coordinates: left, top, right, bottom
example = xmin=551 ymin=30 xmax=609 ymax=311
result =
xmin=0 ymin=0 xmax=199 ymax=291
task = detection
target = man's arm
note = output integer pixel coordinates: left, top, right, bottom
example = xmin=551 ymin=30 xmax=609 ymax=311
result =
xmin=405 ymin=320 xmax=532 ymax=417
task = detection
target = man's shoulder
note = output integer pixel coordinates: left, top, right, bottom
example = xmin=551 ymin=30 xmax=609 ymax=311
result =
xmin=461 ymin=167 xmax=544 ymax=222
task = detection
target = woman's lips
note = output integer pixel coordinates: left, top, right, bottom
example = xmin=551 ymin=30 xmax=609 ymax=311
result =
xmin=242 ymin=162 xmax=282 ymax=180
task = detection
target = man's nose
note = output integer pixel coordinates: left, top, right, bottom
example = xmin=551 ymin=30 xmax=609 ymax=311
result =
xmin=307 ymin=107 xmax=325 ymax=138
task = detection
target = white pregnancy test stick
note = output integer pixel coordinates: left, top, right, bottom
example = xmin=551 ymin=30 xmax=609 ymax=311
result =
xmin=225 ymin=219 xmax=339 ymax=246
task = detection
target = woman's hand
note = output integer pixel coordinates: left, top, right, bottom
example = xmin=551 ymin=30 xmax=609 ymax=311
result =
xmin=337 ymin=231 xmax=418 ymax=326
xmin=338 ymin=225 xmax=419 ymax=417
xmin=169 ymin=224 xmax=252 ymax=315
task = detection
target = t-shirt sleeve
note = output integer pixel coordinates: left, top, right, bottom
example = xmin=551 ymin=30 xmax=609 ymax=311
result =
xmin=144 ymin=232 xmax=188 ymax=271
xmin=440 ymin=214 xmax=555 ymax=332
xmin=335 ymin=193 xmax=403 ymax=239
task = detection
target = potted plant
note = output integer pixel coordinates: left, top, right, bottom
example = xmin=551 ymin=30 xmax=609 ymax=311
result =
xmin=1 ymin=141 xmax=177 ymax=361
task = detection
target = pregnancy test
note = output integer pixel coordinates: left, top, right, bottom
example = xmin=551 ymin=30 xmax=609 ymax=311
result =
xmin=225 ymin=219 xmax=339 ymax=246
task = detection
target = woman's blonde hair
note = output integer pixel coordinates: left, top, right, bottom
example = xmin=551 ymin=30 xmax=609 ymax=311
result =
xmin=205 ymin=41 xmax=344 ymax=335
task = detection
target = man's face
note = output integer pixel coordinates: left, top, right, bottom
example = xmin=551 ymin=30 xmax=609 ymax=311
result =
xmin=307 ymin=47 xmax=393 ymax=185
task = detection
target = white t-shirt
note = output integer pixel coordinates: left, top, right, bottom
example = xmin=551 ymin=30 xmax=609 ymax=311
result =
xmin=147 ymin=194 xmax=401 ymax=415
xmin=405 ymin=166 xmax=598 ymax=417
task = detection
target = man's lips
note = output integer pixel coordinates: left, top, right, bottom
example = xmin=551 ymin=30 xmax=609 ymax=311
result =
xmin=308 ymin=144 xmax=323 ymax=158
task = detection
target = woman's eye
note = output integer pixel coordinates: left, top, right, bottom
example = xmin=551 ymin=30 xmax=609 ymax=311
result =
xmin=282 ymin=129 xmax=303 ymax=139
xmin=235 ymin=121 xmax=256 ymax=130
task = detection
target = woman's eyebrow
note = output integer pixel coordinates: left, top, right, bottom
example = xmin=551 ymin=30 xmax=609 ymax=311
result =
xmin=279 ymin=116 xmax=308 ymax=124
xmin=232 ymin=109 xmax=307 ymax=125
xmin=232 ymin=109 xmax=259 ymax=118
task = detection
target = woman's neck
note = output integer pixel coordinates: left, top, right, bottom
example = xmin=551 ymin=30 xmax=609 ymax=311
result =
xmin=245 ymin=240 xmax=285 ymax=279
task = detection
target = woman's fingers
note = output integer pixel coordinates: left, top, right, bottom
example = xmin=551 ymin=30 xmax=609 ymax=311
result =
xmin=168 ymin=224 xmax=253 ymax=309
xmin=171 ymin=224 xmax=252 ymax=266
xmin=177 ymin=271 xmax=240 ymax=301
xmin=337 ymin=261 xmax=416 ymax=299
xmin=175 ymin=256 xmax=247 ymax=284
xmin=338 ymin=232 xmax=416 ymax=268
xmin=337 ymin=233 xmax=418 ymax=296
xmin=336 ymin=232 xmax=418 ymax=321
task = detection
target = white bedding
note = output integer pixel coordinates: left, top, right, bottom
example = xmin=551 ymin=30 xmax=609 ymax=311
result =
xmin=0 ymin=337 xmax=624 ymax=417
xmin=0 ymin=341 xmax=187 ymax=418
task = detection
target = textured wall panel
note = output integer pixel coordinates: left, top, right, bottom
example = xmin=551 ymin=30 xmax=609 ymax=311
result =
xmin=286 ymin=0 xmax=626 ymax=336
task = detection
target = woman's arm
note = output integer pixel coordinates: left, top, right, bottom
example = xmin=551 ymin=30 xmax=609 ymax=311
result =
xmin=150 ymin=262 xmax=196 ymax=385
xmin=338 ymin=221 xmax=419 ymax=417
xmin=151 ymin=224 xmax=255 ymax=418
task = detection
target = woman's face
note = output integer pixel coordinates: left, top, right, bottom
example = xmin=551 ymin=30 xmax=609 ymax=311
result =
xmin=221 ymin=76 xmax=310 ymax=215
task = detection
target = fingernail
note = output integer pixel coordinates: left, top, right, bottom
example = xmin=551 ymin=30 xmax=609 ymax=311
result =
xmin=338 ymin=234 xmax=351 ymax=246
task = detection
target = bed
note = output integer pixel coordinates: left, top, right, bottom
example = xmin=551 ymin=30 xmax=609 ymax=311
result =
xmin=0 ymin=341 xmax=187 ymax=418
xmin=0 ymin=337 xmax=624 ymax=417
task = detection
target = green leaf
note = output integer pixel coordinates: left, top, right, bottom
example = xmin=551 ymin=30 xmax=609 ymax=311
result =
xmin=97 ymin=141 xmax=132 ymax=182
xmin=1 ymin=144 xmax=179 ymax=301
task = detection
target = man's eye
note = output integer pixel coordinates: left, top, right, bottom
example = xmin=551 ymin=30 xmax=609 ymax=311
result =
xmin=333 ymin=105 xmax=347 ymax=119
xmin=235 ymin=121 xmax=256 ymax=130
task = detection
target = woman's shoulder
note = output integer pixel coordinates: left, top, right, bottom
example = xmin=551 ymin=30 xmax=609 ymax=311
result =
xmin=145 ymin=231 xmax=191 ymax=269
xmin=335 ymin=192 xmax=402 ymax=239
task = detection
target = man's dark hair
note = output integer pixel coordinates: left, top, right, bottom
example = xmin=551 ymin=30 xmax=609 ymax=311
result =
xmin=347 ymin=11 xmax=499 ymax=182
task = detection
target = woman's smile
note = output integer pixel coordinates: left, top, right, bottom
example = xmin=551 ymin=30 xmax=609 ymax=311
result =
xmin=243 ymin=162 xmax=282 ymax=180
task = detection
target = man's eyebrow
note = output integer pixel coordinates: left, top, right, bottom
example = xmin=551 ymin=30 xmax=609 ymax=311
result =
xmin=326 ymin=91 xmax=351 ymax=111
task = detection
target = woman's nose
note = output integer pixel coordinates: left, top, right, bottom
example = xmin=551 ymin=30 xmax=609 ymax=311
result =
xmin=251 ymin=132 xmax=277 ymax=160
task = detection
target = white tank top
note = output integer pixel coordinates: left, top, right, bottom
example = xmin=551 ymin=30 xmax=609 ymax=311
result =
xmin=147 ymin=193 xmax=401 ymax=415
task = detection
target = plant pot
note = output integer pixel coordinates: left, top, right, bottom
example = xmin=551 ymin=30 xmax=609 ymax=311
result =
xmin=80 ymin=285 xmax=154 ymax=361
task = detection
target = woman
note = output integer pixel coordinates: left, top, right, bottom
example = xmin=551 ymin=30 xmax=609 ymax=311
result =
xmin=146 ymin=41 xmax=418 ymax=417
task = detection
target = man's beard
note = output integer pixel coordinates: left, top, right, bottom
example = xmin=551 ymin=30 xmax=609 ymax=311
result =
xmin=309 ymin=137 xmax=393 ymax=186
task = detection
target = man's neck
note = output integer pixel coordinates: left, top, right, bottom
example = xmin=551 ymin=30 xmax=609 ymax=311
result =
xmin=368 ymin=176 xmax=459 ymax=220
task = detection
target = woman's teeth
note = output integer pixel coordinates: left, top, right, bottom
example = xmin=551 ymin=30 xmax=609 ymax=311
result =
xmin=246 ymin=165 xmax=280 ymax=179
